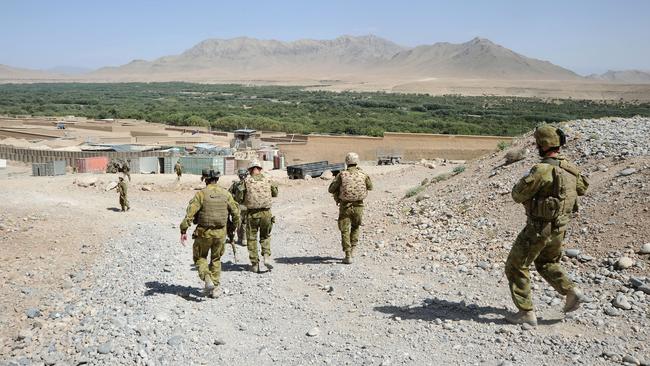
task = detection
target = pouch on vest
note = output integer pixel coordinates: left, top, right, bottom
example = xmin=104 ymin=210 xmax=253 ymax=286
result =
xmin=526 ymin=166 xmax=564 ymax=221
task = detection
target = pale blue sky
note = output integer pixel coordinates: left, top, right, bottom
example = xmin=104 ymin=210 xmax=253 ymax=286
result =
xmin=1 ymin=0 xmax=648 ymax=75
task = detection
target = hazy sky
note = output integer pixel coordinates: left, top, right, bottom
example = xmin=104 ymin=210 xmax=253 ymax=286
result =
xmin=1 ymin=0 xmax=649 ymax=75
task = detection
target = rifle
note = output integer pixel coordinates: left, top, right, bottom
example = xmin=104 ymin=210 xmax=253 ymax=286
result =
xmin=227 ymin=218 xmax=238 ymax=263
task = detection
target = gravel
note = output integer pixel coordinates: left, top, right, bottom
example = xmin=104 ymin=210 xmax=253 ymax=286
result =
xmin=3 ymin=117 xmax=649 ymax=365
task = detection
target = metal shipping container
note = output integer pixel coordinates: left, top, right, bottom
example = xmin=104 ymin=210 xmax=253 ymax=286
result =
xmin=138 ymin=157 xmax=160 ymax=174
xmin=76 ymin=157 xmax=109 ymax=173
xmin=32 ymin=160 xmax=66 ymax=176
xmin=179 ymin=156 xmax=225 ymax=175
xmin=163 ymin=156 xmax=179 ymax=174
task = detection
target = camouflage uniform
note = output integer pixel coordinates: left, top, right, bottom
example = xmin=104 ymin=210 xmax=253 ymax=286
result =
xmin=180 ymin=183 xmax=240 ymax=288
xmin=236 ymin=173 xmax=278 ymax=267
xmin=328 ymin=161 xmax=373 ymax=260
xmin=116 ymin=179 xmax=130 ymax=211
xmin=506 ymin=140 xmax=588 ymax=313
xmin=122 ymin=161 xmax=131 ymax=182
xmin=228 ymin=178 xmax=248 ymax=245
xmin=174 ymin=162 xmax=182 ymax=180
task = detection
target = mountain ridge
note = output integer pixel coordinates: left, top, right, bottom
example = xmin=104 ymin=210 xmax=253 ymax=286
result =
xmin=90 ymin=35 xmax=580 ymax=80
xmin=587 ymin=69 xmax=650 ymax=84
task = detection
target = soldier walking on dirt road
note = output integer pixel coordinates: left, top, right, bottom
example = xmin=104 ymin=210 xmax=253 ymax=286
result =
xmin=180 ymin=169 xmax=240 ymax=298
xmin=504 ymin=124 xmax=589 ymax=326
xmin=116 ymin=176 xmax=130 ymax=212
xmin=235 ymin=160 xmax=278 ymax=273
xmin=328 ymin=152 xmax=373 ymax=264
xmin=174 ymin=161 xmax=183 ymax=181
xmin=228 ymin=168 xmax=249 ymax=246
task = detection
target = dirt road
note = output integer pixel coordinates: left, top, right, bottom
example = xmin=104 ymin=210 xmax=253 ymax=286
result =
xmin=1 ymin=157 xmax=648 ymax=365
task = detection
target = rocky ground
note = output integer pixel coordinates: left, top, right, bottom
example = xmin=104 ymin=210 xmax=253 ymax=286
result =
xmin=1 ymin=117 xmax=649 ymax=366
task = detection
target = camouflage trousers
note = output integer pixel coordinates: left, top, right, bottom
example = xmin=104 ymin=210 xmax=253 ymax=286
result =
xmin=119 ymin=195 xmax=129 ymax=211
xmin=338 ymin=203 xmax=364 ymax=254
xmin=246 ymin=209 xmax=273 ymax=265
xmin=505 ymin=219 xmax=574 ymax=311
xmin=193 ymin=236 xmax=226 ymax=286
xmin=228 ymin=208 xmax=248 ymax=245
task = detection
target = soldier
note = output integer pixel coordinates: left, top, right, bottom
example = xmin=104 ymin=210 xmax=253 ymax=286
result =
xmin=174 ymin=161 xmax=183 ymax=181
xmin=123 ymin=159 xmax=132 ymax=182
xmin=180 ymin=169 xmax=240 ymax=298
xmin=236 ymin=160 xmax=278 ymax=273
xmin=504 ymin=125 xmax=589 ymax=326
xmin=228 ymin=169 xmax=249 ymax=246
xmin=328 ymin=152 xmax=373 ymax=264
xmin=116 ymin=176 xmax=130 ymax=212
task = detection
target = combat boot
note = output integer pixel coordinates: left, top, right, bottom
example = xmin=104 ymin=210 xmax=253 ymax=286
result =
xmin=505 ymin=310 xmax=537 ymax=326
xmin=204 ymin=277 xmax=215 ymax=297
xmin=263 ymin=255 xmax=274 ymax=270
xmin=209 ymin=287 xmax=220 ymax=299
xmin=342 ymin=252 xmax=353 ymax=264
xmin=564 ymin=288 xmax=585 ymax=313
xmin=250 ymin=263 xmax=259 ymax=273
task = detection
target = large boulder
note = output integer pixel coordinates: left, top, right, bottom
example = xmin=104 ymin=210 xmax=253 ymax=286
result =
xmin=320 ymin=170 xmax=334 ymax=180
xmin=505 ymin=148 xmax=527 ymax=165
xmin=76 ymin=176 xmax=98 ymax=188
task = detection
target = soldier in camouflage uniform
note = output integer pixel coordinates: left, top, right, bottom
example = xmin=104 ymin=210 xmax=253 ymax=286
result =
xmin=235 ymin=160 xmax=278 ymax=273
xmin=116 ymin=176 xmax=130 ymax=212
xmin=180 ymin=169 xmax=240 ymax=298
xmin=228 ymin=168 xmax=249 ymax=245
xmin=174 ymin=161 xmax=183 ymax=181
xmin=122 ymin=160 xmax=132 ymax=181
xmin=505 ymin=125 xmax=589 ymax=326
xmin=328 ymin=152 xmax=373 ymax=264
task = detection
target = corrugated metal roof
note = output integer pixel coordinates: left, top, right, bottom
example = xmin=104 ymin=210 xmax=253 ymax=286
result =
xmin=80 ymin=144 xmax=162 ymax=152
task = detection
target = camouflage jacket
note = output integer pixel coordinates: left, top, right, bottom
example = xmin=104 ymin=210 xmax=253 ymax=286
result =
xmin=236 ymin=174 xmax=278 ymax=209
xmin=116 ymin=181 xmax=128 ymax=197
xmin=328 ymin=166 xmax=373 ymax=205
xmin=180 ymin=183 xmax=240 ymax=238
xmin=512 ymin=155 xmax=589 ymax=221
xmin=229 ymin=180 xmax=247 ymax=205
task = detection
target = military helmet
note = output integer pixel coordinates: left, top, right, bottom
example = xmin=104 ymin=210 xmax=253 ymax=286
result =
xmin=237 ymin=168 xmax=248 ymax=176
xmin=345 ymin=152 xmax=360 ymax=165
xmin=201 ymin=169 xmax=221 ymax=180
xmin=534 ymin=124 xmax=566 ymax=149
xmin=248 ymin=160 xmax=263 ymax=170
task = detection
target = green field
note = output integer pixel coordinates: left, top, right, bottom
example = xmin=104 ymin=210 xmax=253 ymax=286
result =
xmin=1 ymin=82 xmax=649 ymax=136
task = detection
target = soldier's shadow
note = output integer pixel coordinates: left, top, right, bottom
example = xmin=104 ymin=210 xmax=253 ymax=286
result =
xmin=274 ymin=256 xmax=340 ymax=265
xmin=106 ymin=207 xmax=122 ymax=212
xmin=375 ymin=298 xmax=512 ymax=325
xmin=144 ymin=281 xmax=204 ymax=302
xmin=222 ymin=261 xmax=249 ymax=272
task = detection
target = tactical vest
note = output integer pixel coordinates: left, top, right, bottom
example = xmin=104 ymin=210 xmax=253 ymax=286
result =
xmin=196 ymin=186 xmax=229 ymax=228
xmin=526 ymin=158 xmax=578 ymax=222
xmin=338 ymin=169 xmax=368 ymax=202
xmin=244 ymin=176 xmax=273 ymax=209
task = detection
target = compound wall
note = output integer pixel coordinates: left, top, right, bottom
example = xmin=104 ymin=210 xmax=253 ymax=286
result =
xmin=277 ymin=132 xmax=513 ymax=164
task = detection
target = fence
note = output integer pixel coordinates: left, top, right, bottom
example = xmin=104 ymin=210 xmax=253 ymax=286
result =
xmin=0 ymin=144 xmax=169 ymax=168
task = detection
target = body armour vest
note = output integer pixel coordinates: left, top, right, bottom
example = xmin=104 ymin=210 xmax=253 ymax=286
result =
xmin=526 ymin=159 xmax=578 ymax=222
xmin=244 ymin=176 xmax=272 ymax=209
xmin=338 ymin=169 xmax=368 ymax=202
xmin=197 ymin=187 xmax=229 ymax=228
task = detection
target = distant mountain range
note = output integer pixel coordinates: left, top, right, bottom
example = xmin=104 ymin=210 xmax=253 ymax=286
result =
xmin=587 ymin=69 xmax=650 ymax=84
xmin=1 ymin=35 xmax=649 ymax=85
